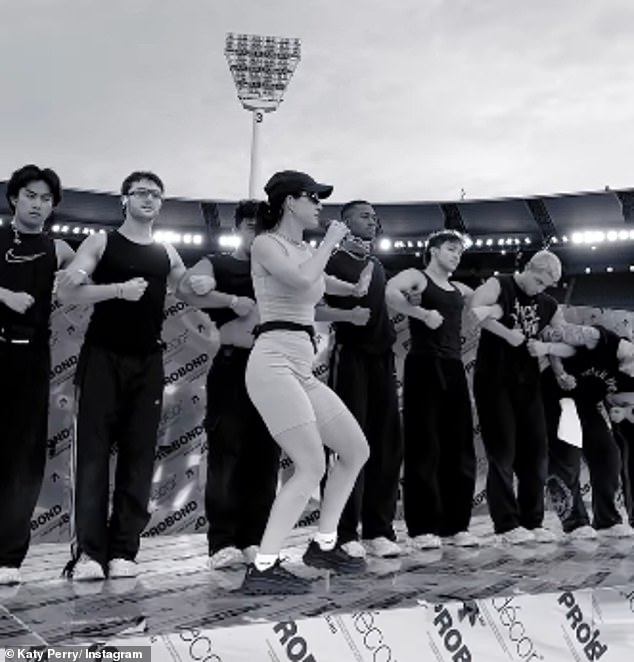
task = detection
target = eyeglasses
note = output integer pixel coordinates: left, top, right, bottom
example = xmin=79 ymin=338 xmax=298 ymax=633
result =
xmin=128 ymin=189 xmax=163 ymax=201
xmin=299 ymin=191 xmax=321 ymax=205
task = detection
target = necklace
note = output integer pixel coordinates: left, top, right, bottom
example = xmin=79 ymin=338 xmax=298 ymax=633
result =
xmin=339 ymin=235 xmax=373 ymax=260
xmin=10 ymin=222 xmax=22 ymax=246
xmin=272 ymin=230 xmax=306 ymax=248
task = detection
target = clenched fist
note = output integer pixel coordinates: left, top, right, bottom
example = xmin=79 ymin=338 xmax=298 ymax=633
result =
xmin=1 ymin=291 xmax=34 ymax=314
xmin=189 ymin=275 xmax=216 ymax=296
xmin=421 ymin=309 xmax=444 ymax=330
xmin=119 ymin=278 xmax=148 ymax=301
xmin=349 ymin=306 xmax=371 ymax=326
xmin=324 ymin=220 xmax=349 ymax=245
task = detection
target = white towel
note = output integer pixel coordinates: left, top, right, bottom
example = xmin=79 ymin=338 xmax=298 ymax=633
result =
xmin=558 ymin=398 xmax=583 ymax=448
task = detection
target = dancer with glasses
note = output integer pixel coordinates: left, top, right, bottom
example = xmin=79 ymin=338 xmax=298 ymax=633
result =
xmin=240 ymin=171 xmax=370 ymax=595
xmin=56 ymin=171 xmax=186 ymax=581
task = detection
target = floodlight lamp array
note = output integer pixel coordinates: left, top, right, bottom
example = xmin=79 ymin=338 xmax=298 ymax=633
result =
xmin=225 ymin=32 xmax=301 ymax=111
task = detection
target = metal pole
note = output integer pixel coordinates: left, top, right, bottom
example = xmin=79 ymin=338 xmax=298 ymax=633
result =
xmin=248 ymin=109 xmax=264 ymax=198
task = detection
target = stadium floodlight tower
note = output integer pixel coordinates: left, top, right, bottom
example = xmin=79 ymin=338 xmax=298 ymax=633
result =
xmin=225 ymin=32 xmax=302 ymax=197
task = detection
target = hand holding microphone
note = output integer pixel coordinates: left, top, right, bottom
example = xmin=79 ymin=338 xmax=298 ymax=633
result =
xmin=323 ymin=219 xmax=350 ymax=246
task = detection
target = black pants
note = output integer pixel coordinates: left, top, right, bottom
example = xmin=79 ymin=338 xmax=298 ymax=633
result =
xmin=473 ymin=372 xmax=547 ymax=534
xmin=0 ymin=343 xmax=50 ymax=568
xmin=204 ymin=346 xmax=280 ymax=554
xmin=614 ymin=420 xmax=634 ymax=527
xmin=328 ymin=345 xmax=402 ymax=544
xmin=403 ymin=355 xmax=475 ymax=537
xmin=542 ymin=369 xmax=623 ymax=531
xmin=72 ymin=344 xmax=164 ymax=568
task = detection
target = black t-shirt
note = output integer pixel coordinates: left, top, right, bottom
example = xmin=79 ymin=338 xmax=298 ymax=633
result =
xmin=475 ymin=274 xmax=558 ymax=384
xmin=0 ymin=225 xmax=57 ymax=344
xmin=203 ymin=254 xmax=253 ymax=329
xmin=562 ymin=325 xmax=622 ymax=404
xmin=615 ymin=371 xmax=634 ymax=394
xmin=324 ymin=249 xmax=396 ymax=355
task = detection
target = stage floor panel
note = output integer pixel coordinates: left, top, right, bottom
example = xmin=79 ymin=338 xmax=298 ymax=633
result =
xmin=1 ymin=514 xmax=634 ymax=660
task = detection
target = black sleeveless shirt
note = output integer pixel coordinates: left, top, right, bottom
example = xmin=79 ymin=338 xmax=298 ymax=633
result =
xmin=85 ymin=231 xmax=170 ymax=355
xmin=409 ymin=274 xmax=464 ymax=359
xmin=325 ymin=250 xmax=396 ymax=355
xmin=203 ymin=254 xmax=253 ymax=328
xmin=0 ymin=225 xmax=57 ymax=345
xmin=475 ymin=274 xmax=558 ymax=384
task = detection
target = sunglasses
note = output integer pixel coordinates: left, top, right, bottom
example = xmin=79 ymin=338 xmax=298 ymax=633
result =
xmin=299 ymin=191 xmax=321 ymax=205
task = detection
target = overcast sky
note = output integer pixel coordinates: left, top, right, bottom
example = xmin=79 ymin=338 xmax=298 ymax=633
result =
xmin=2 ymin=0 xmax=633 ymax=202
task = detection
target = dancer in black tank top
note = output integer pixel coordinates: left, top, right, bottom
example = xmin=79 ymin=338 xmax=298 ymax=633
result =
xmin=540 ymin=324 xmax=634 ymax=539
xmin=177 ymin=200 xmax=280 ymax=569
xmin=56 ymin=171 xmax=186 ymax=581
xmin=0 ymin=165 xmax=74 ymax=587
xmin=387 ymin=231 xmax=479 ymax=550
xmin=315 ymin=200 xmax=402 ymax=560
xmin=471 ymin=251 xmax=566 ymax=545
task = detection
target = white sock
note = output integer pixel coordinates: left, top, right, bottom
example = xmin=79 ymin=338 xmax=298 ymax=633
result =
xmin=254 ymin=553 xmax=278 ymax=571
xmin=314 ymin=531 xmax=337 ymax=551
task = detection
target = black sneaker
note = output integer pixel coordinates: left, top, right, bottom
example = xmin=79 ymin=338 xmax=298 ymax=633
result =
xmin=302 ymin=541 xmax=367 ymax=574
xmin=240 ymin=560 xmax=312 ymax=595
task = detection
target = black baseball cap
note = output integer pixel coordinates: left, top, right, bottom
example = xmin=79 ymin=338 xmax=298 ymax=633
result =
xmin=264 ymin=170 xmax=333 ymax=201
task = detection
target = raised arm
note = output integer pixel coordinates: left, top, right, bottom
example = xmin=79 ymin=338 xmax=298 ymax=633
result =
xmin=56 ymin=233 xmax=146 ymax=304
xmin=54 ymin=239 xmax=75 ymax=270
xmin=471 ymin=277 xmax=523 ymax=347
xmin=529 ymin=307 xmax=578 ymax=359
xmin=386 ymin=268 xmax=428 ymax=316
xmin=164 ymin=242 xmax=187 ymax=294
xmin=541 ymin=319 xmax=601 ymax=349
xmin=324 ymin=261 xmax=374 ymax=298
xmin=251 ymin=222 xmax=347 ymax=290
xmin=177 ymin=257 xmax=255 ymax=316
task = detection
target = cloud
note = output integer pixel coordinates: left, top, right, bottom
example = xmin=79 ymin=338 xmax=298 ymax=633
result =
xmin=1 ymin=0 xmax=633 ymax=202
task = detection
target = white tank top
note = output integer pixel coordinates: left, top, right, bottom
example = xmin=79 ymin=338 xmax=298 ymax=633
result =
xmin=252 ymin=234 xmax=325 ymax=326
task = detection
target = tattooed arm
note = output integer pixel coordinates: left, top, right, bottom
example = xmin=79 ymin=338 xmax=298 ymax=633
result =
xmin=541 ymin=322 xmax=601 ymax=349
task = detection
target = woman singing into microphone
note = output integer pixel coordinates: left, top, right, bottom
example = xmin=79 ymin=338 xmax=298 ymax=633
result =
xmin=242 ymin=171 xmax=372 ymax=594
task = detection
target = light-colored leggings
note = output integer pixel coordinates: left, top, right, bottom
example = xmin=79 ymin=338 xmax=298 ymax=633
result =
xmin=245 ymin=330 xmax=347 ymax=437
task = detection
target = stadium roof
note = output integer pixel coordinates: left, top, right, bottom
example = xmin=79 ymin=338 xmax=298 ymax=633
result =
xmin=1 ymin=181 xmax=632 ymax=242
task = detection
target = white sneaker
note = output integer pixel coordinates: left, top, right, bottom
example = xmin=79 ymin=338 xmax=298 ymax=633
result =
xmin=531 ymin=527 xmax=558 ymax=544
xmin=0 ymin=567 xmax=20 ymax=586
xmin=363 ymin=537 xmax=402 ymax=558
xmin=73 ymin=555 xmax=105 ymax=581
xmin=208 ymin=546 xmax=245 ymax=569
xmin=498 ymin=527 xmax=535 ymax=545
xmin=567 ymin=525 xmax=597 ymax=541
xmin=242 ymin=545 xmax=258 ymax=564
xmin=108 ymin=558 xmax=138 ymax=579
xmin=445 ymin=531 xmax=480 ymax=547
xmin=411 ymin=534 xmax=442 ymax=550
xmin=341 ymin=540 xmax=367 ymax=558
xmin=598 ymin=523 xmax=634 ymax=538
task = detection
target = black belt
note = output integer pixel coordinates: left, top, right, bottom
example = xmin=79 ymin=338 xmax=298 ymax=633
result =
xmin=218 ymin=344 xmax=252 ymax=358
xmin=0 ymin=325 xmax=37 ymax=345
xmin=253 ymin=321 xmax=318 ymax=353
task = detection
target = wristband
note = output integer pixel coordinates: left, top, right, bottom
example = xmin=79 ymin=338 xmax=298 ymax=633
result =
xmin=229 ymin=295 xmax=239 ymax=310
xmin=77 ymin=268 xmax=88 ymax=280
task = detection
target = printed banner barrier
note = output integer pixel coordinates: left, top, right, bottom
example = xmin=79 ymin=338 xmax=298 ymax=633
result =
xmin=94 ymin=585 xmax=634 ymax=661
xmin=32 ymin=299 xmax=634 ymax=542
